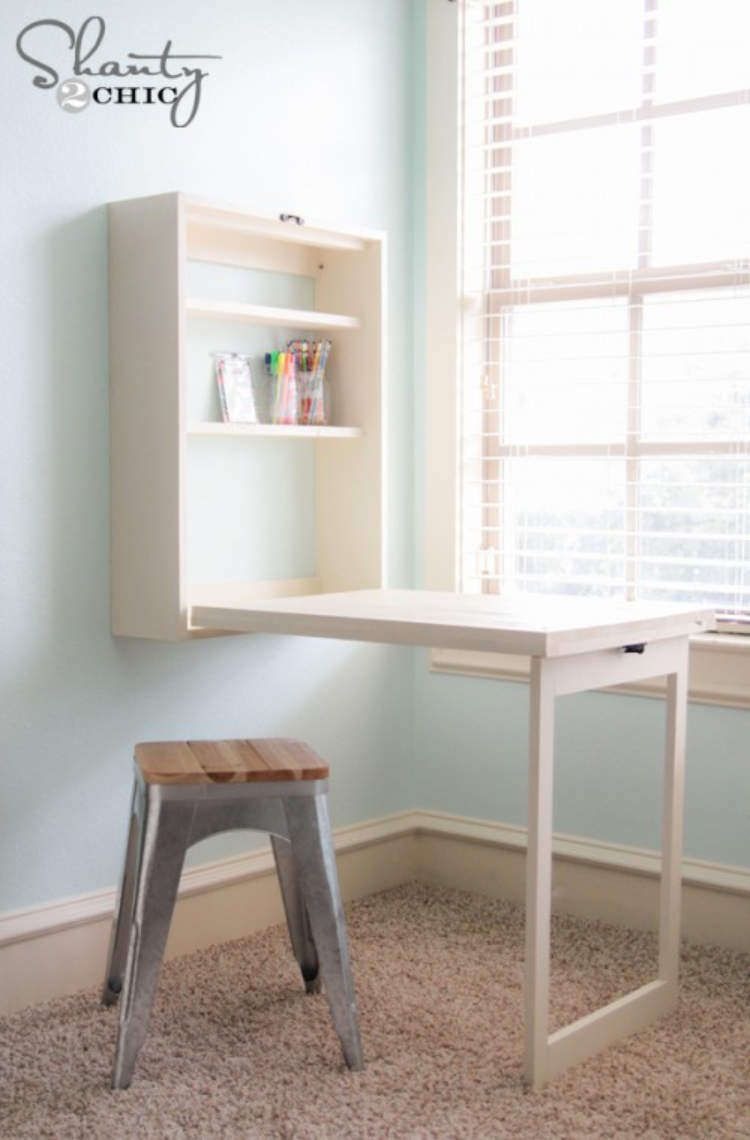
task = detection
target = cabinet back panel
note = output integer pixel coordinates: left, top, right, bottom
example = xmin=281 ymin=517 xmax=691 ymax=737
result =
xmin=186 ymin=223 xmax=322 ymax=275
xmin=186 ymin=437 xmax=317 ymax=585
xmin=185 ymin=262 xmax=316 ymax=309
xmin=314 ymin=242 xmax=385 ymax=590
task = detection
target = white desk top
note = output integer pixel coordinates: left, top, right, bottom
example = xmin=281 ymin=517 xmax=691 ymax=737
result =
xmin=191 ymin=588 xmax=713 ymax=657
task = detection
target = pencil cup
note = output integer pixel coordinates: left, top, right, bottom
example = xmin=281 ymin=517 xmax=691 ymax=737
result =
xmin=269 ymin=369 xmax=298 ymax=425
xmin=298 ymin=371 xmax=329 ymax=426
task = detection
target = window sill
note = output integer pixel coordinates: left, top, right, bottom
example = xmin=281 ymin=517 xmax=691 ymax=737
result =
xmin=430 ymin=633 xmax=750 ymax=709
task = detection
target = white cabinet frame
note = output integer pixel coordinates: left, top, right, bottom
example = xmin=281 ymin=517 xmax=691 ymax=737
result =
xmin=109 ymin=192 xmax=386 ymax=640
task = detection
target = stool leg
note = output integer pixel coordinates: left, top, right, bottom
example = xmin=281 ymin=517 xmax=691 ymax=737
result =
xmin=102 ymin=781 xmax=144 ymax=1005
xmin=111 ymin=795 xmax=190 ymax=1089
xmin=271 ymin=835 xmax=321 ymax=993
xmin=284 ymin=794 xmax=363 ymax=1071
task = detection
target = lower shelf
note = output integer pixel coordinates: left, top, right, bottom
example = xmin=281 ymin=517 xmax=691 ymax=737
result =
xmin=187 ymin=423 xmax=362 ymax=440
xmin=188 ymin=578 xmax=322 ymax=634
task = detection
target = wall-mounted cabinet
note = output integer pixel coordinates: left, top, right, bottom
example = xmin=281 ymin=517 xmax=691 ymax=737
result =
xmin=109 ymin=192 xmax=386 ymax=639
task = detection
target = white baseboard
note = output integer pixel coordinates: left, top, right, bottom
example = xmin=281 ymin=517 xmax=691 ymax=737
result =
xmin=410 ymin=812 xmax=750 ymax=954
xmin=1 ymin=810 xmax=747 ymax=1016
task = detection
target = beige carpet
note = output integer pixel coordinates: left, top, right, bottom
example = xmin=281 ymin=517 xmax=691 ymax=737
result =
xmin=0 ymin=883 xmax=748 ymax=1139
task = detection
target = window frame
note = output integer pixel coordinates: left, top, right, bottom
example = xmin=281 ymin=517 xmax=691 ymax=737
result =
xmin=424 ymin=0 xmax=750 ymax=706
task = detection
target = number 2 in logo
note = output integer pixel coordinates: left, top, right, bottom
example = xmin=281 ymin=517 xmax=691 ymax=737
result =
xmin=57 ymin=79 xmax=91 ymax=113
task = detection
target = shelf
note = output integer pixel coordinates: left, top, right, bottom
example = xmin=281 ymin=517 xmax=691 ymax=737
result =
xmin=185 ymin=299 xmax=360 ymax=331
xmin=187 ymin=423 xmax=363 ymax=440
xmin=190 ymin=578 xmax=323 ymax=609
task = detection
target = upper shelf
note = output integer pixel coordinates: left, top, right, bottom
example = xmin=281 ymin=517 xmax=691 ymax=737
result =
xmin=185 ymin=299 xmax=360 ymax=331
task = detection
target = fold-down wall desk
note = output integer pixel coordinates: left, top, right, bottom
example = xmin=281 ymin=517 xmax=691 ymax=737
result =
xmin=192 ymin=588 xmax=712 ymax=1088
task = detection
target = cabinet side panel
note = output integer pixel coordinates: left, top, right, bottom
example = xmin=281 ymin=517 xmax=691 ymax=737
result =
xmin=314 ymin=240 xmax=385 ymax=591
xmin=109 ymin=194 xmax=183 ymax=638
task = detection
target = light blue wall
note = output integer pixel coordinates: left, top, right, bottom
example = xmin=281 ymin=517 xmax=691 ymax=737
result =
xmin=0 ymin=0 xmax=418 ymax=912
xmin=415 ymin=660 xmax=750 ymax=868
xmin=2 ymin=0 xmax=747 ymax=922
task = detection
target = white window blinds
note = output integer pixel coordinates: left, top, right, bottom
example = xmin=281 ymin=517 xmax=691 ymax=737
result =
xmin=458 ymin=0 xmax=750 ymax=625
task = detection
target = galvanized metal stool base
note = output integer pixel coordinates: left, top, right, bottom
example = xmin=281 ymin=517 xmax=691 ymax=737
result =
xmin=102 ymin=740 xmax=363 ymax=1089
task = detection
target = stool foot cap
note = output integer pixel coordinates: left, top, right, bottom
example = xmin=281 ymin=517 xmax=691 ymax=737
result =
xmin=102 ymin=978 xmax=122 ymax=1006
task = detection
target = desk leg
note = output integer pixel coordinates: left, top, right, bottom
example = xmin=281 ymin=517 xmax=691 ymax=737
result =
xmin=523 ymin=639 xmax=690 ymax=1090
xmin=659 ymin=654 xmax=688 ymax=992
xmin=524 ymin=656 xmax=555 ymax=1089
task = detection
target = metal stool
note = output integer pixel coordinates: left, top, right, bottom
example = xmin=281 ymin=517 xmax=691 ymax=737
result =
xmin=102 ymin=738 xmax=363 ymax=1088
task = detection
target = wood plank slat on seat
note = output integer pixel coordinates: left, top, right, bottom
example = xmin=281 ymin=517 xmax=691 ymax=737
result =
xmin=135 ymin=739 xmax=328 ymax=785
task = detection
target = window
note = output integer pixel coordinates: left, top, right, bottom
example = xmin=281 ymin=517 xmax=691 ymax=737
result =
xmin=457 ymin=0 xmax=750 ymax=628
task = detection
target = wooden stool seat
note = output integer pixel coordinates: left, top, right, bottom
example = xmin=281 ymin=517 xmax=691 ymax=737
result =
xmin=135 ymin=739 xmax=329 ymax=785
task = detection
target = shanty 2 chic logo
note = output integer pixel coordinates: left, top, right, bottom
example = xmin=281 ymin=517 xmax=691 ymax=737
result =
xmin=16 ymin=16 xmax=221 ymax=128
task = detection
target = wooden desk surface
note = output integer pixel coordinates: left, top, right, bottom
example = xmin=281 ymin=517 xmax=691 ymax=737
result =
xmin=191 ymin=588 xmax=712 ymax=657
